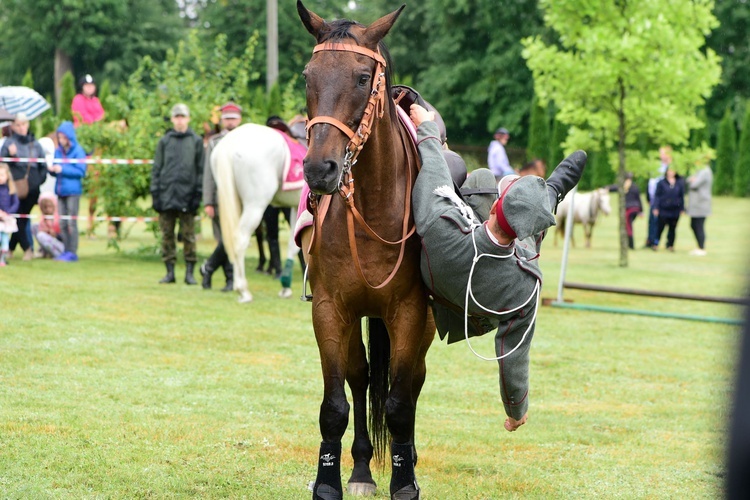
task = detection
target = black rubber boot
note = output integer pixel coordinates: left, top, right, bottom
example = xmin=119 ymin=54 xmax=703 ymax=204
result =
xmin=628 ymin=235 xmax=634 ymax=249
xmin=200 ymin=262 xmax=212 ymax=289
xmin=390 ymin=441 xmax=419 ymax=500
xmin=159 ymin=262 xmax=176 ymax=284
xmin=546 ymin=150 xmax=588 ymax=213
xmin=254 ymin=227 xmax=266 ymax=272
xmin=185 ymin=262 xmax=198 ymax=285
xmin=221 ymin=262 xmax=234 ymax=292
xmin=312 ymin=441 xmax=343 ymax=500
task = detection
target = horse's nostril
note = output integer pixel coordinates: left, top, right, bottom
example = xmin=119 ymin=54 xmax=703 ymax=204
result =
xmin=325 ymin=160 xmax=339 ymax=175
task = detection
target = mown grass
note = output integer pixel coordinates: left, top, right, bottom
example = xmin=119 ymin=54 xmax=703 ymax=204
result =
xmin=1 ymin=194 xmax=748 ymax=498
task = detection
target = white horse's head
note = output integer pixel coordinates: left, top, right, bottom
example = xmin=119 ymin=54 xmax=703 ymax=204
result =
xmin=597 ymin=188 xmax=612 ymax=215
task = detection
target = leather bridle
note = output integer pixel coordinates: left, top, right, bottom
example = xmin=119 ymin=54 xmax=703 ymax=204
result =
xmin=305 ymin=41 xmax=416 ymax=290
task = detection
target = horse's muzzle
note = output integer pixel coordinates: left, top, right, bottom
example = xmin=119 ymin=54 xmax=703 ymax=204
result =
xmin=304 ymin=158 xmax=340 ymax=195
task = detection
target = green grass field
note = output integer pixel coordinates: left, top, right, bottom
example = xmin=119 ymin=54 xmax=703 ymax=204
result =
xmin=1 ymin=194 xmax=748 ymax=498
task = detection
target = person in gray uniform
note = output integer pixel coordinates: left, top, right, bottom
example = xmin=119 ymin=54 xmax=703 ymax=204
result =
xmin=409 ymin=104 xmax=586 ymax=432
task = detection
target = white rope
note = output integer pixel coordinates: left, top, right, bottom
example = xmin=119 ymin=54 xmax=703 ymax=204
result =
xmin=462 ymin=224 xmax=540 ymax=362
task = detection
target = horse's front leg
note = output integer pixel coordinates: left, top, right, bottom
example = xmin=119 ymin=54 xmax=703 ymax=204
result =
xmin=312 ymin=299 xmax=357 ymax=500
xmin=384 ymin=297 xmax=433 ymax=500
xmin=346 ymin=320 xmax=376 ymax=495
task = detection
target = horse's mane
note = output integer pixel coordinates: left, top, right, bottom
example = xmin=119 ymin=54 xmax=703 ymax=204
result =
xmin=318 ymin=19 xmax=397 ymax=123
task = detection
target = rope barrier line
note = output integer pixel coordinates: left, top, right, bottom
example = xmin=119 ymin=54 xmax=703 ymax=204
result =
xmin=0 ymin=157 xmax=153 ymax=165
xmin=9 ymin=214 xmax=200 ymax=222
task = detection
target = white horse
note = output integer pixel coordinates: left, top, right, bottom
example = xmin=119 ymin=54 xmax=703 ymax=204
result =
xmin=555 ymin=187 xmax=612 ymax=247
xmin=211 ymin=123 xmax=302 ymax=303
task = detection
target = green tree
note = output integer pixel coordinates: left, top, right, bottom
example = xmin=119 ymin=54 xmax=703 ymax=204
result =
xmin=714 ymin=107 xmax=737 ymax=195
xmin=522 ymin=0 xmax=721 ymax=267
xmin=196 ymin=0 xmax=345 ymax=97
xmin=98 ymin=80 xmax=112 ymax=118
xmin=419 ymin=0 xmax=546 ymax=146
xmin=76 ymin=32 xmax=260 ymax=238
xmin=736 ymin=106 xmax=750 ymax=197
xmin=592 ymin=139 xmax=615 ymax=188
xmin=705 ymin=0 xmax=750 ymax=128
xmin=690 ymin=108 xmax=710 ymax=150
xmin=59 ymin=72 xmax=75 ymax=122
xmin=0 ymin=0 xmax=185 ymax=102
xmin=21 ymin=68 xmax=34 ymax=88
xmin=548 ymin=114 xmax=568 ymax=177
xmin=526 ymin=96 xmax=549 ymax=162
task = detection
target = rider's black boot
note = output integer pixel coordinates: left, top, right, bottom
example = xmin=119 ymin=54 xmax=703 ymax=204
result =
xmin=546 ymin=150 xmax=587 ymax=213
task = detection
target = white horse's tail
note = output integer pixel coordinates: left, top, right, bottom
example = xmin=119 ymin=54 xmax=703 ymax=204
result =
xmin=213 ymin=144 xmax=241 ymax=264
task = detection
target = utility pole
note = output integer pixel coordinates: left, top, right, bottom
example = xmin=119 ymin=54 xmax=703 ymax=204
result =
xmin=266 ymin=0 xmax=279 ymax=92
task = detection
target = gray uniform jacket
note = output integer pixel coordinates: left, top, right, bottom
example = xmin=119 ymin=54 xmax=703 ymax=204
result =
xmin=686 ymin=166 xmax=713 ymax=218
xmin=413 ymin=121 xmax=544 ymax=420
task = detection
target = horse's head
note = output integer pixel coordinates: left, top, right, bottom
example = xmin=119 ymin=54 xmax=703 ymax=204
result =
xmin=297 ymin=1 xmax=402 ymax=194
xmin=597 ymin=188 xmax=612 ymax=215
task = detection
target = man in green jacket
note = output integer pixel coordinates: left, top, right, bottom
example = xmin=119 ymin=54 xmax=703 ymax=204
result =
xmin=409 ymin=104 xmax=586 ymax=432
xmin=151 ymin=103 xmax=204 ymax=285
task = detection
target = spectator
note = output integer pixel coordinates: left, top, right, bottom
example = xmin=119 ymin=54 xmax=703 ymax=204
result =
xmin=519 ymin=159 xmax=546 ymax=178
xmin=652 ymin=167 xmax=685 ymax=252
xmin=623 ymin=172 xmax=643 ymax=249
xmin=200 ymin=101 xmax=242 ymax=291
xmin=645 ymin=146 xmax=670 ymax=248
xmin=71 ymin=74 xmax=105 ymax=127
xmin=49 ymin=121 xmax=86 ymax=261
xmin=410 ymin=103 xmax=586 ymax=432
xmin=151 ymin=103 xmax=204 ymax=285
xmin=686 ymin=157 xmax=713 ymax=256
xmin=0 ymin=162 xmax=19 ymax=266
xmin=0 ymin=113 xmax=47 ymax=261
xmin=32 ymin=192 xmax=64 ymax=259
xmin=488 ymin=127 xmax=514 ymax=182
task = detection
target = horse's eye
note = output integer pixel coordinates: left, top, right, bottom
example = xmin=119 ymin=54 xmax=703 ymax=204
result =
xmin=358 ymin=75 xmax=370 ymax=87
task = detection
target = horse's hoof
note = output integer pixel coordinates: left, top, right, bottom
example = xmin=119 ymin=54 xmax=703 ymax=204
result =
xmin=278 ymin=287 xmax=293 ymax=299
xmin=238 ymin=292 xmax=253 ymax=303
xmin=348 ymin=481 xmax=376 ymax=496
xmin=391 ymin=483 xmax=419 ymax=500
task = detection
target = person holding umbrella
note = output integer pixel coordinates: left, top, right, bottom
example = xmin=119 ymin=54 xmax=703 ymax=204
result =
xmin=0 ymin=112 xmax=46 ymax=260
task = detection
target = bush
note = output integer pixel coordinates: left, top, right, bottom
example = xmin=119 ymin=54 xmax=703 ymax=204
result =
xmin=714 ymin=107 xmax=736 ymax=195
xmin=735 ymin=106 xmax=750 ymax=197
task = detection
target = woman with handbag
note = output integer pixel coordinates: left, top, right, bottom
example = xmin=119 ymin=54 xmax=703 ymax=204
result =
xmin=0 ymin=113 xmax=47 ymax=260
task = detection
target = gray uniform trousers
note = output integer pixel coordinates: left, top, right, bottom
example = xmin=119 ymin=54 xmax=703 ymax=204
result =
xmin=413 ymin=121 xmax=545 ymax=420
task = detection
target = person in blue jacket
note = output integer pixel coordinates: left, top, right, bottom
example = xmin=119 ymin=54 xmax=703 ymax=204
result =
xmin=49 ymin=121 xmax=86 ymax=261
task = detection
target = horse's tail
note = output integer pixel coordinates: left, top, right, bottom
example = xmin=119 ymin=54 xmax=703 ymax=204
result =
xmin=367 ymin=317 xmax=390 ymax=466
xmin=214 ymin=144 xmax=242 ymax=264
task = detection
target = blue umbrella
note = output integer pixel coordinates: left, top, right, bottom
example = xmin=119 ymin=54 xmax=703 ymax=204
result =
xmin=0 ymin=86 xmax=51 ymax=120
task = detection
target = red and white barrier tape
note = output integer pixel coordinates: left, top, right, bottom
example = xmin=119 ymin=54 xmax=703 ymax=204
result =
xmin=10 ymin=213 xmax=167 ymax=222
xmin=0 ymin=157 xmax=153 ymax=165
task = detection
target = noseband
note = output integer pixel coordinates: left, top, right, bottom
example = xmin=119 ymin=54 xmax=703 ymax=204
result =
xmin=305 ymin=42 xmax=387 ymax=180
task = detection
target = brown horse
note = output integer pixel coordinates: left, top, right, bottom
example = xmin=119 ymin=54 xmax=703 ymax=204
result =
xmin=297 ymin=2 xmax=435 ymax=499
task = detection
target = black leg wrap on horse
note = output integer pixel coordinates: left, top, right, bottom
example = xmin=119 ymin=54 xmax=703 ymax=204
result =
xmin=313 ymin=441 xmax=343 ymax=500
xmin=390 ymin=441 xmax=419 ymax=500
xmin=546 ymin=150 xmax=587 ymax=213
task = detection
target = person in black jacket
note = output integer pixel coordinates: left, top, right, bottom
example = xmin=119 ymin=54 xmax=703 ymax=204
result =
xmin=151 ymin=103 xmax=204 ymax=284
xmin=651 ymin=167 xmax=685 ymax=252
xmin=0 ymin=113 xmax=47 ymax=260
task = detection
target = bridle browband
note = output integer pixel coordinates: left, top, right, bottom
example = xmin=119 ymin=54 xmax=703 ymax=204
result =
xmin=305 ymin=41 xmax=387 ymax=174
xmin=305 ymin=40 xmax=416 ymax=290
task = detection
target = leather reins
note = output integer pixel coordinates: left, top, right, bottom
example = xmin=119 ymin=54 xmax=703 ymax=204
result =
xmin=305 ymin=41 xmax=416 ymax=290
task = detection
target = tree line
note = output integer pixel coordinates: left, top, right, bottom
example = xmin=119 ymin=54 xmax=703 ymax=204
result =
xmin=0 ymin=0 xmax=747 ymax=232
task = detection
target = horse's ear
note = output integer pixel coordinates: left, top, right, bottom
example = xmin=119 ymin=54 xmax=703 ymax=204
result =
xmin=361 ymin=5 xmax=405 ymax=48
xmin=297 ymin=0 xmax=326 ymax=39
